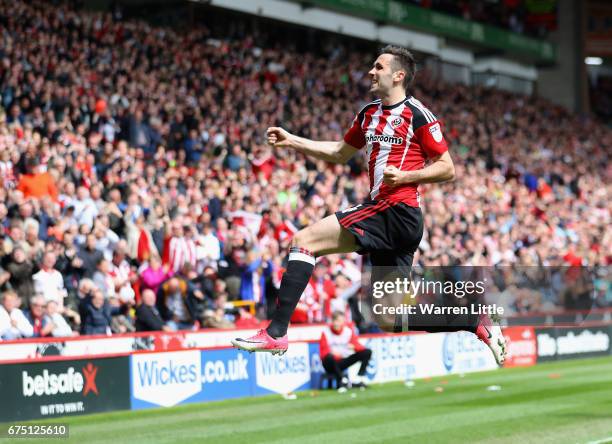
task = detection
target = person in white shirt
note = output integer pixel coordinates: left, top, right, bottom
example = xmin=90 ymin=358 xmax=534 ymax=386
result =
xmin=69 ymin=186 xmax=99 ymax=229
xmin=196 ymin=222 xmax=221 ymax=269
xmin=0 ymin=290 xmax=34 ymax=339
xmin=32 ymin=251 xmax=66 ymax=309
xmin=44 ymin=300 xmax=75 ymax=337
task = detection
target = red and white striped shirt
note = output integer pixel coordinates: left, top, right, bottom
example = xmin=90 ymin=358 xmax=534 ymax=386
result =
xmin=168 ymin=236 xmax=197 ymax=272
xmin=344 ymin=96 xmax=449 ymax=206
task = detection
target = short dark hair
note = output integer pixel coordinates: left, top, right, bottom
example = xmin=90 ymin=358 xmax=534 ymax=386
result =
xmin=380 ymin=45 xmax=416 ymax=90
xmin=332 ymin=310 xmax=345 ymax=321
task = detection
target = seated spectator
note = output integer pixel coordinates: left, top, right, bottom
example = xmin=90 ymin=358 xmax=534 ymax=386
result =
xmin=78 ymin=233 xmax=104 ymax=278
xmin=157 ymin=277 xmax=199 ymax=331
xmin=109 ymin=246 xmax=136 ymax=305
xmin=5 ymin=247 xmax=34 ymax=302
xmin=24 ymin=295 xmax=53 ymax=337
xmin=91 ymin=215 xmax=120 ymax=261
xmin=223 ymin=144 xmax=246 ymax=172
xmin=54 ymin=233 xmax=84 ymax=297
xmin=92 ymin=258 xmax=115 ymax=299
xmin=2 ymin=219 xmax=25 ymax=257
xmin=135 ymin=289 xmax=171 ymax=332
xmin=0 ymin=265 xmax=9 ymax=292
xmin=140 ymin=254 xmax=173 ymax=294
xmin=320 ymin=311 xmax=372 ymax=391
xmin=22 ymin=223 xmax=45 ymax=261
xmin=0 ymin=290 xmax=34 ymax=339
xmin=44 ymin=300 xmax=76 ymax=337
xmin=76 ymin=278 xmax=95 ymax=302
xmin=68 ymin=186 xmax=99 ymax=229
xmin=32 ymin=251 xmax=66 ymax=308
xmin=109 ymin=295 xmax=135 ymax=334
xmin=75 ymin=278 xmax=94 ymax=327
xmin=202 ymin=293 xmax=236 ymax=329
xmin=79 ymin=288 xmax=118 ymax=336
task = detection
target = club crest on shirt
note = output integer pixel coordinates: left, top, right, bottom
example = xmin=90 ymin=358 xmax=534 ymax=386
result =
xmin=390 ymin=117 xmax=404 ymax=129
xmin=429 ymin=122 xmax=443 ymax=143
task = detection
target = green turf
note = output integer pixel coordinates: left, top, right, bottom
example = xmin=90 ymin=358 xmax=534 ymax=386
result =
xmin=7 ymin=356 xmax=612 ymax=444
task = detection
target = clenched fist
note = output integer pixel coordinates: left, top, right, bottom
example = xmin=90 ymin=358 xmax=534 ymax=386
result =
xmin=266 ymin=127 xmax=294 ymax=148
xmin=383 ymin=165 xmax=407 ymax=187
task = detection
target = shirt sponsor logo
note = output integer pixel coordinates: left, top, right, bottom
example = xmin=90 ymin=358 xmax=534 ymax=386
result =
xmin=366 ymin=134 xmax=404 ymax=145
xmin=429 ymin=123 xmax=443 ymax=143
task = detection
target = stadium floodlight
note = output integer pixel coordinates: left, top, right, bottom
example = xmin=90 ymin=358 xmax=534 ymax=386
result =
xmin=584 ymin=57 xmax=603 ymax=65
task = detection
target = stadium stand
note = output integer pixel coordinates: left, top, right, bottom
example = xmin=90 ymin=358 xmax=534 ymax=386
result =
xmin=407 ymin=0 xmax=557 ymax=37
xmin=0 ymin=0 xmax=610 ymax=339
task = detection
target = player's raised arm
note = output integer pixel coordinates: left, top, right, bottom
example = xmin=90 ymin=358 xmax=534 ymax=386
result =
xmin=266 ymin=127 xmax=359 ymax=164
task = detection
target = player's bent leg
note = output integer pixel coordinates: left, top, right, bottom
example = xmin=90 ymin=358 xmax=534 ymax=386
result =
xmin=231 ymin=216 xmax=358 ymax=354
xmin=321 ymin=354 xmax=344 ymax=389
xmin=291 ymin=214 xmax=358 ymax=256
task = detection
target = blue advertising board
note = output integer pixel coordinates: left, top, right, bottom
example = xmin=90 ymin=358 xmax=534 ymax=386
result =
xmin=130 ymin=349 xmax=254 ymax=410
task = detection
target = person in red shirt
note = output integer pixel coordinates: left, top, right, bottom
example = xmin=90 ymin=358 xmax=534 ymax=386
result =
xmin=16 ymin=157 xmax=58 ymax=202
xmin=320 ymin=311 xmax=372 ymax=391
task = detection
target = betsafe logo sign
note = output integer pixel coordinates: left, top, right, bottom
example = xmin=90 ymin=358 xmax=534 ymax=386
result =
xmin=256 ymin=342 xmax=310 ymax=394
xmin=132 ymin=350 xmax=201 ymax=407
xmin=22 ymin=363 xmax=99 ymax=398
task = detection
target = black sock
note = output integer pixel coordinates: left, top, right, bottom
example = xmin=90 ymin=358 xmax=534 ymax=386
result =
xmin=394 ymin=304 xmax=480 ymax=333
xmin=266 ymin=247 xmax=315 ymax=338
xmin=445 ymin=309 xmax=480 ymax=333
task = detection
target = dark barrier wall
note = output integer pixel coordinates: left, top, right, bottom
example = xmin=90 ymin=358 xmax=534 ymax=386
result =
xmin=535 ymin=325 xmax=612 ymax=363
xmin=0 ymin=356 xmax=130 ymax=422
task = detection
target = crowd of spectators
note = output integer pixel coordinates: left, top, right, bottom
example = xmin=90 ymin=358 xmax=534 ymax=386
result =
xmin=0 ymin=1 xmax=609 ymax=340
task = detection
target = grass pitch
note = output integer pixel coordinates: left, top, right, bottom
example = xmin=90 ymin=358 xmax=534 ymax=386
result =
xmin=12 ymin=356 xmax=612 ymax=444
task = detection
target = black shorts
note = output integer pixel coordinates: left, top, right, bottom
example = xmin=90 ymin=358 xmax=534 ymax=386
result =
xmin=335 ymin=199 xmax=423 ymax=267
